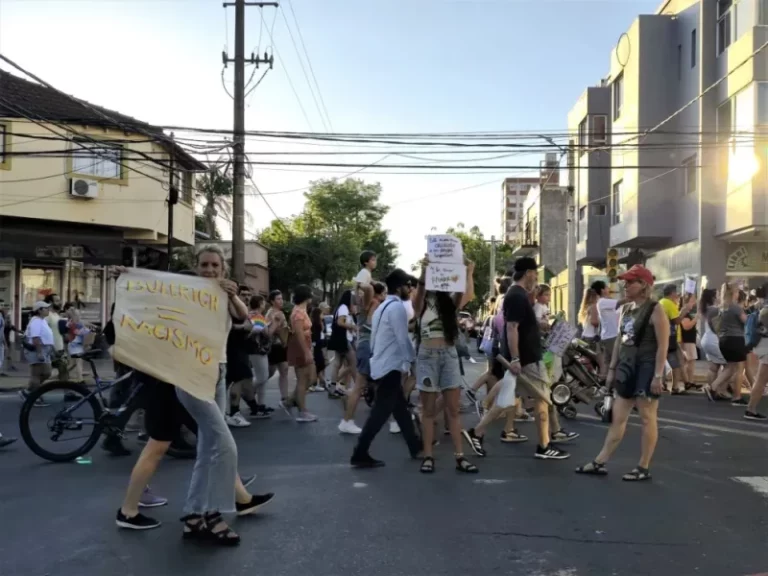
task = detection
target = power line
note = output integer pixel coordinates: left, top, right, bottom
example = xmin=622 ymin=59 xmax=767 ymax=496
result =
xmin=259 ymin=7 xmax=315 ymax=131
xmin=280 ymin=2 xmax=333 ymax=132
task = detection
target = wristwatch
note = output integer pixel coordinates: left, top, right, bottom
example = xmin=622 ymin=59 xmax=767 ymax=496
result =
xmin=654 ymin=373 xmax=664 ymax=380
xmin=509 ymin=356 xmax=520 ymax=364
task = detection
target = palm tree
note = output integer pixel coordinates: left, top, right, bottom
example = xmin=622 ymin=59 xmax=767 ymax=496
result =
xmin=195 ymin=161 xmax=255 ymax=240
xmin=196 ymin=163 xmax=233 ymax=240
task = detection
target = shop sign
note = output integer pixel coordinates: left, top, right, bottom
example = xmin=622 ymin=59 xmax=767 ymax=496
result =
xmin=35 ymin=246 xmax=85 ymax=259
xmin=726 ymin=244 xmax=768 ymax=273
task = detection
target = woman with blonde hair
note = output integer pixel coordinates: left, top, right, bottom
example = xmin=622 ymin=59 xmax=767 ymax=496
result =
xmin=578 ymin=288 xmax=603 ymax=375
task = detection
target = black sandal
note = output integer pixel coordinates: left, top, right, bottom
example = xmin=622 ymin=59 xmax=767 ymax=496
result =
xmin=180 ymin=514 xmax=207 ymax=541
xmin=575 ymin=461 xmax=608 ymax=475
xmin=455 ymin=455 xmax=478 ymax=474
xmin=202 ymin=512 xmax=241 ymax=546
xmin=420 ymin=456 xmax=435 ymax=474
xmin=622 ymin=467 xmax=652 ymax=482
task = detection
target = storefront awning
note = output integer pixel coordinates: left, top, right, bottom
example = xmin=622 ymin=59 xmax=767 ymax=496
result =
xmin=0 ymin=216 xmax=124 ymax=264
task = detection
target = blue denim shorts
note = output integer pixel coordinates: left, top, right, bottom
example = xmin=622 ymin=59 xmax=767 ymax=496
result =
xmin=356 ymin=339 xmax=372 ymax=377
xmin=416 ymin=346 xmax=462 ymax=392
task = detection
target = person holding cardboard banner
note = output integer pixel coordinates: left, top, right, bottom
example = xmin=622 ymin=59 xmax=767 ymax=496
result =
xmin=413 ymin=253 xmax=477 ymax=474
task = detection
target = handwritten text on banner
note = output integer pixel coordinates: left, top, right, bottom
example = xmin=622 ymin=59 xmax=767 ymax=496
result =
xmin=113 ymin=269 xmax=230 ymax=401
xmin=427 ymin=234 xmax=464 ymax=264
xmin=425 ymin=263 xmax=467 ymax=293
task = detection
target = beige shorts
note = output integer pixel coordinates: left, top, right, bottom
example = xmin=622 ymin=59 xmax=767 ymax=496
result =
xmin=517 ymin=361 xmax=553 ymax=406
xmin=681 ymin=343 xmax=697 ymax=362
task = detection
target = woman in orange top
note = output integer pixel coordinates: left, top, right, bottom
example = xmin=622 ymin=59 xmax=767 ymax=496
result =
xmin=286 ymin=284 xmax=317 ymax=422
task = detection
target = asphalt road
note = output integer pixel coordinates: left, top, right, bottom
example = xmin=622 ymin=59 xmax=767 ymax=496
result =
xmin=1 ymin=356 xmax=767 ymax=576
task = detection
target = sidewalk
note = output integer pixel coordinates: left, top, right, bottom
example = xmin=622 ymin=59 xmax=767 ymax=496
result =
xmin=0 ymin=357 xmax=115 ymax=391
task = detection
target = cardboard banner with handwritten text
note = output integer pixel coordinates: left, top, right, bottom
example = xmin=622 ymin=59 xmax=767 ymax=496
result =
xmin=425 ymin=263 xmax=467 ymax=293
xmin=113 ymin=269 xmax=230 ymax=401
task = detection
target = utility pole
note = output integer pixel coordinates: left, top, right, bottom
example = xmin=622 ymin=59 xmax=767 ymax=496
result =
xmin=167 ymin=135 xmax=178 ymax=271
xmin=223 ymin=0 xmax=276 ymax=282
xmin=489 ymin=235 xmax=497 ymax=299
xmin=566 ymin=139 xmax=578 ymax=324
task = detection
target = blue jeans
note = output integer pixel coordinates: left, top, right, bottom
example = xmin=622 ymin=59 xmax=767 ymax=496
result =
xmin=175 ymin=364 xmax=237 ymax=515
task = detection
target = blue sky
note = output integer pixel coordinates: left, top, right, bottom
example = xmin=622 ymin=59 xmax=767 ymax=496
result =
xmin=0 ymin=0 xmax=659 ymax=270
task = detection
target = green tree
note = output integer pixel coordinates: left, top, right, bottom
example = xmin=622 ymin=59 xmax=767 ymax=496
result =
xmin=259 ymin=178 xmax=398 ymax=299
xmin=444 ymin=224 xmax=514 ymax=314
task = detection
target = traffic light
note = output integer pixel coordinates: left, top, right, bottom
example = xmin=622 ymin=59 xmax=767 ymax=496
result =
xmin=606 ymin=248 xmax=619 ymax=284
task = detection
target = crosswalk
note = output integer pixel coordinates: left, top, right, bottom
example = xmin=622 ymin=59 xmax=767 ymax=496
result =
xmin=732 ymin=477 xmax=768 ymax=500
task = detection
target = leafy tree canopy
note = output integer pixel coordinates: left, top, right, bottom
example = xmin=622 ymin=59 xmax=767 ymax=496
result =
xmin=258 ymin=178 xmax=398 ymax=300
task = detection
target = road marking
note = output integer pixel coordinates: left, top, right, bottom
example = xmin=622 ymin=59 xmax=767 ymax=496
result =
xmin=352 ymin=482 xmax=367 ymax=488
xmin=732 ymin=476 xmax=768 ymax=498
xmin=474 ymin=479 xmax=507 ymax=485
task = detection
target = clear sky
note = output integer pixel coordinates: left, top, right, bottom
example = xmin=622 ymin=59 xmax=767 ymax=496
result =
xmin=0 ymin=0 xmax=659 ymax=271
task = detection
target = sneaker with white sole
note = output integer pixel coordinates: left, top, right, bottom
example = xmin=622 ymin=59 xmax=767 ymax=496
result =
xmin=338 ymin=419 xmax=362 ymax=434
xmin=138 ymin=486 xmax=168 ymax=508
xmin=515 ymin=412 xmax=535 ymax=423
xmin=389 ymin=420 xmax=401 ymax=434
xmin=116 ymin=509 xmax=161 ymax=530
xmin=226 ymin=412 xmax=251 ymax=428
xmin=295 ymin=412 xmax=318 ymax=423
xmin=534 ymin=444 xmax=570 ymax=460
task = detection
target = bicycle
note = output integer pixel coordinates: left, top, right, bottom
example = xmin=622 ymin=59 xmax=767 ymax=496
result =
xmin=18 ymin=349 xmax=196 ymax=463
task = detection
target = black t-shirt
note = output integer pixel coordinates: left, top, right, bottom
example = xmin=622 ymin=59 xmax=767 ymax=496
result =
xmin=501 ymin=284 xmax=541 ymax=367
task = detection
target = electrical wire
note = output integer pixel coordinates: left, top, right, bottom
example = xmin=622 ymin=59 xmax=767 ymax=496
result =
xmin=279 ymin=3 xmax=331 ymax=132
xmin=259 ymin=7 xmax=314 ymax=131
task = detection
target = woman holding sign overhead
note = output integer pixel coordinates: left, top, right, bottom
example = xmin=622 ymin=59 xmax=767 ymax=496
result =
xmin=413 ymin=250 xmax=476 ymax=474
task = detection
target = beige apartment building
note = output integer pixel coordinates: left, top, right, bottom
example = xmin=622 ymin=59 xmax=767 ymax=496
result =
xmin=0 ymin=70 xmax=205 ymax=328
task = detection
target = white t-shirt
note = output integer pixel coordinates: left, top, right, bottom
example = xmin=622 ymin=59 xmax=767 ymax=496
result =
xmin=26 ymin=316 xmax=54 ymax=346
xmin=597 ymin=297 xmax=620 ymax=340
xmin=533 ymin=302 xmax=549 ymax=323
xmin=354 ymin=268 xmax=372 ymax=285
xmin=403 ymin=300 xmax=415 ymax=322
xmin=337 ymin=304 xmax=355 ymax=342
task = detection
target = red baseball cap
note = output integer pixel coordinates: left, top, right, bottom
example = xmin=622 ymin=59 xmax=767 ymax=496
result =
xmin=618 ymin=264 xmax=654 ymax=286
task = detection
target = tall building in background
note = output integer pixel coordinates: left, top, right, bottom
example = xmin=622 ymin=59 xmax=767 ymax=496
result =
xmin=500 ymin=153 xmax=562 ymax=245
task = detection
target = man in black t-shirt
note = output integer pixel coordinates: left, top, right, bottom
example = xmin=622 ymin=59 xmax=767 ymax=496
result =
xmin=500 ymin=257 xmax=569 ymax=460
xmin=462 ymin=257 xmax=569 ymax=460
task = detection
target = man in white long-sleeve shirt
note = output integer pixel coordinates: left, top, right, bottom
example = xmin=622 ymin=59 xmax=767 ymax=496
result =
xmin=351 ymin=269 xmax=422 ymax=468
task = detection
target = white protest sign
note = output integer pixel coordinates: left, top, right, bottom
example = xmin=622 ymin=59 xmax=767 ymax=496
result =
xmin=427 ymin=234 xmax=464 ymax=264
xmin=113 ymin=268 xmax=230 ymax=401
xmin=683 ymin=274 xmax=697 ymax=296
xmin=425 ymin=263 xmax=467 ymax=293
xmin=546 ymin=320 xmax=578 ymax=357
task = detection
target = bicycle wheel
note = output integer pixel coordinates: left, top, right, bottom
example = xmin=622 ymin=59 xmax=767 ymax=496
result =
xmin=19 ymin=381 xmax=104 ymax=463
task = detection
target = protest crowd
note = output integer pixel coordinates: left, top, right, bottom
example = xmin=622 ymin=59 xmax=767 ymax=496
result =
xmin=3 ymin=237 xmax=768 ymax=548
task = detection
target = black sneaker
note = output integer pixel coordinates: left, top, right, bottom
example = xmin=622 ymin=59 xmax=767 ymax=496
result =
xmin=731 ymin=397 xmax=749 ymax=407
xmin=500 ymin=429 xmax=528 ymax=443
xmin=744 ymin=411 xmax=767 ymax=421
xmin=137 ymin=432 xmax=149 ymax=443
xmin=535 ymin=444 xmax=570 ymax=460
xmin=115 ymin=509 xmax=161 ymax=530
xmin=461 ymin=428 xmax=487 ymax=457
xmin=236 ymin=492 xmax=275 ymax=516
xmin=350 ymin=453 xmax=385 ymax=468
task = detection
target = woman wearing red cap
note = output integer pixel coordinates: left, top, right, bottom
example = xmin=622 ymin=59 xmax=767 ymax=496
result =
xmin=575 ymin=264 xmax=669 ymax=482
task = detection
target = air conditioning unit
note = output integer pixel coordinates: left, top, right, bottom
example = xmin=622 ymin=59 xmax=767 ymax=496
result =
xmin=69 ymin=178 xmax=98 ymax=199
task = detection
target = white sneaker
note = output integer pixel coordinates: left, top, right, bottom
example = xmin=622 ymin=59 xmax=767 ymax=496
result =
xmin=226 ymin=412 xmax=251 ymax=428
xmin=296 ymin=412 xmax=318 ymax=423
xmin=338 ymin=419 xmax=362 ymax=434
xmin=389 ymin=420 xmax=401 ymax=434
